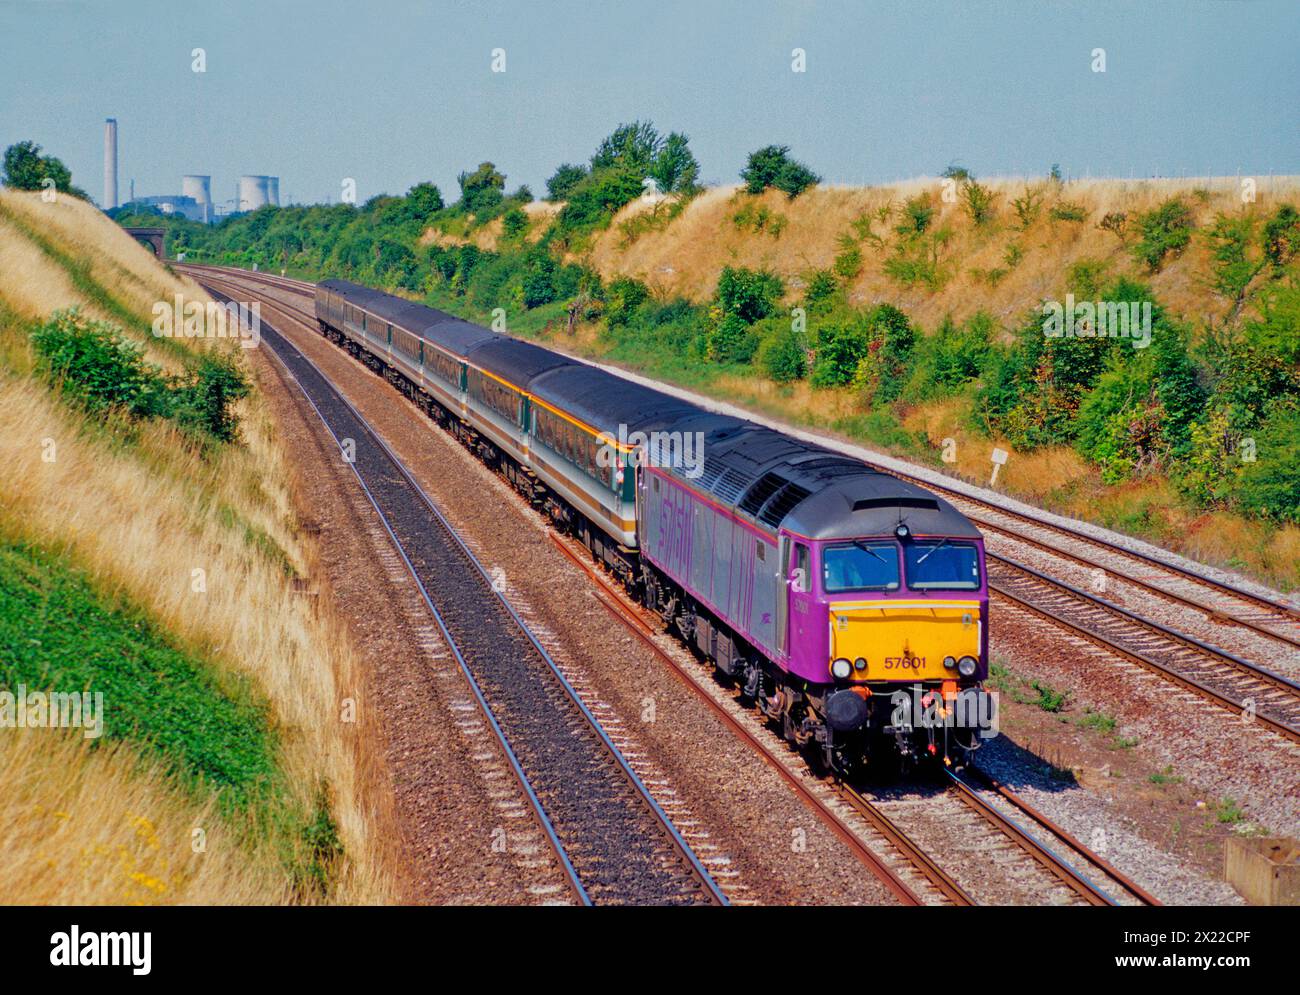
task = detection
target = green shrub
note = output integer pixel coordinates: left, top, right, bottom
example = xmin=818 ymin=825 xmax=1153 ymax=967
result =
xmin=520 ymin=255 xmax=558 ymax=309
xmin=731 ymin=201 xmax=787 ymax=237
xmin=1012 ymin=185 xmax=1045 ymax=230
xmin=961 ymin=179 xmax=998 ymax=226
xmin=1262 ymin=204 xmax=1299 ymax=272
xmin=1235 ymin=405 xmax=1300 ymax=523
xmin=501 ymin=206 xmax=529 ymax=239
xmin=898 ymin=193 xmax=935 ymax=235
xmin=456 ymin=161 xmax=506 ymax=216
xmin=851 ymin=304 xmax=915 ymax=402
xmin=172 ymin=353 xmax=251 ymax=444
xmin=739 ymin=145 xmax=820 ymax=198
xmin=1245 ymin=277 xmax=1300 ymax=365
xmin=716 ymin=266 xmax=783 ymax=323
xmin=759 ymin=322 xmax=808 ymax=382
xmin=1133 ymin=198 xmax=1195 ymax=272
xmin=923 ymin=312 xmax=993 ymax=390
xmin=707 ymin=313 xmax=758 ymax=364
xmin=802 ymin=269 xmax=839 ymax=313
xmin=833 ymin=242 xmax=862 ymax=280
xmin=31 ymin=309 xmax=171 ymax=418
xmin=811 ymin=321 xmax=870 ymax=388
xmin=1205 ymin=214 xmax=1262 ymax=303
xmin=605 ymin=276 xmax=650 ymax=327
xmin=1067 ymin=258 xmax=1110 ymax=298
xmin=1049 ymin=201 xmax=1088 ymax=223
xmin=556 ymin=166 xmax=644 ymax=234
xmin=884 ymin=226 xmax=952 ymax=290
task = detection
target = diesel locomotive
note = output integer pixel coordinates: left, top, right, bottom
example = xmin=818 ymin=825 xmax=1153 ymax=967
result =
xmin=315 ymin=278 xmax=994 ymax=772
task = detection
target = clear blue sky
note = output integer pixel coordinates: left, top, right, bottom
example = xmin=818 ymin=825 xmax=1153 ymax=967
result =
xmin=2 ymin=0 xmax=1297 ymax=208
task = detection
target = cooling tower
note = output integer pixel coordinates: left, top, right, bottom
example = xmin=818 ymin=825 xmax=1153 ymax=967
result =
xmin=182 ymin=175 xmax=212 ymax=222
xmin=238 ymin=175 xmax=272 ymax=211
xmin=103 ymin=119 xmax=118 ymax=209
xmin=267 ymin=176 xmax=280 ymax=206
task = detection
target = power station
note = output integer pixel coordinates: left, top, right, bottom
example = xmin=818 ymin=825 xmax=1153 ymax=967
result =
xmin=99 ymin=119 xmax=280 ymax=219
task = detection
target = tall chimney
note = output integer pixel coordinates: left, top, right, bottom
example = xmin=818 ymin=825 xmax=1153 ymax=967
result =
xmin=103 ymin=118 xmax=118 ymax=210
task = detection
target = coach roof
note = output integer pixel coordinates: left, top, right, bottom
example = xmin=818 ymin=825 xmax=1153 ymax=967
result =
xmin=467 ymin=336 xmax=573 ymax=384
xmin=529 ymin=364 xmax=703 ymax=434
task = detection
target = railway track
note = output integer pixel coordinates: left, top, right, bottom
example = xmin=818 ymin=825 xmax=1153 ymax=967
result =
xmin=209 ymin=280 xmax=727 ymax=906
xmin=989 ymin=555 xmax=1300 ymax=744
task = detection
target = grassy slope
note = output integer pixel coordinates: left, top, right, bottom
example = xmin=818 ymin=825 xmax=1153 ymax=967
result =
xmin=0 ymin=189 xmax=393 ymax=903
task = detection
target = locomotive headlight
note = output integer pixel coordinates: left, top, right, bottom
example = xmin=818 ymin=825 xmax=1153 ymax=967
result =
xmin=957 ymin=655 xmax=978 ymax=677
xmin=943 ymin=655 xmax=957 ymax=670
xmin=895 ymin=524 xmax=910 ymax=540
xmin=831 ymin=658 xmax=853 ymax=680
xmin=854 ymin=657 xmax=868 ymax=672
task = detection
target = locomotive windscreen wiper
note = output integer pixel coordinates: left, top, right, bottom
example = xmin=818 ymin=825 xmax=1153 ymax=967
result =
xmin=915 ymin=537 xmax=949 ymax=564
xmin=853 ymin=540 xmax=888 ymax=562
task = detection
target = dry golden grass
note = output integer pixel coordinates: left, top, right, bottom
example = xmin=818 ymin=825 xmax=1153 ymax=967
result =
xmin=0 ymin=216 xmax=88 ymax=322
xmin=0 ymin=731 xmax=292 ymax=905
xmin=0 ymin=188 xmax=203 ymax=329
xmin=710 ymin=371 xmax=861 ymax=427
xmin=583 ymin=176 xmax=1300 ymax=330
xmin=0 ymin=191 xmax=397 ymax=903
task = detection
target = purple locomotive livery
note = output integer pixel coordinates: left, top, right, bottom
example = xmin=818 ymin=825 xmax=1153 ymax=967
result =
xmin=638 ymin=424 xmax=992 ymax=771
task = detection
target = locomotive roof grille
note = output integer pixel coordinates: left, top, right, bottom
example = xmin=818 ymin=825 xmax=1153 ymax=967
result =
xmin=738 ymin=471 xmax=789 ymax=516
xmin=757 ymin=482 xmax=813 ymax=528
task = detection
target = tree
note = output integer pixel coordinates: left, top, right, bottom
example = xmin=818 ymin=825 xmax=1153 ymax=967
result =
xmin=740 ymin=145 xmax=820 ymax=198
xmin=649 ymin=132 xmax=700 ymax=194
xmin=456 ymin=162 xmax=506 ymax=215
xmin=2 ymin=140 xmax=81 ymax=197
xmin=591 ymin=121 xmax=662 ymax=175
xmin=546 ymin=163 xmax=588 ymax=201
xmin=404 ymin=182 xmax=444 ymax=224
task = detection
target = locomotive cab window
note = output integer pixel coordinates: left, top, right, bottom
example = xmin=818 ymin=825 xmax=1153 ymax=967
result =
xmin=823 ymin=541 xmax=900 ymax=593
xmin=904 ymin=540 xmax=980 ymax=591
xmin=791 ymin=542 xmax=810 ymax=593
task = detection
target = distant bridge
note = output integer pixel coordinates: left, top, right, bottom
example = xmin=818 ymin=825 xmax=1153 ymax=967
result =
xmin=124 ymin=226 xmax=165 ymax=258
